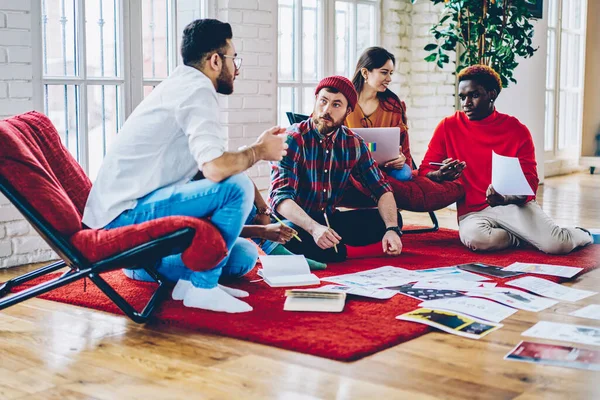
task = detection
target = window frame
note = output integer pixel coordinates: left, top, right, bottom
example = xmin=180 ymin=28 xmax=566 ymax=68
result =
xmin=277 ymin=0 xmax=381 ymax=124
xmin=544 ymin=0 xmax=588 ymax=160
xmin=32 ymin=0 xmax=210 ymax=175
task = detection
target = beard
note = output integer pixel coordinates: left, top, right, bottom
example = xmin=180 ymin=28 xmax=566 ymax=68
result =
xmin=312 ymin=113 xmax=345 ymax=135
xmin=216 ymin=66 xmax=235 ymax=95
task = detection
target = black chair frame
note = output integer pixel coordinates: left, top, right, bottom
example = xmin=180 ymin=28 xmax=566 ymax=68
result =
xmin=0 ymin=175 xmax=196 ymax=323
xmin=285 ymin=112 xmax=439 ymax=234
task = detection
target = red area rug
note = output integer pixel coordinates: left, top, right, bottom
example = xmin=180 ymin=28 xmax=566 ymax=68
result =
xmin=13 ymin=228 xmax=600 ymax=361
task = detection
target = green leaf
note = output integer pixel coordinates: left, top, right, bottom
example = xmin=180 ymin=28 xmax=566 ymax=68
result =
xmin=424 ymin=53 xmax=437 ymax=62
xmin=424 ymin=44 xmax=438 ymax=51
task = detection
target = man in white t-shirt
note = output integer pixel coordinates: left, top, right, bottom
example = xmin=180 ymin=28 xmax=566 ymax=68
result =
xmin=83 ymin=19 xmax=287 ymax=313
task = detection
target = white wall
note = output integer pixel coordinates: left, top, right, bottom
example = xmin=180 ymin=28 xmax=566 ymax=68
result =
xmin=217 ymin=0 xmax=278 ymax=190
xmin=495 ymin=15 xmax=548 ymax=182
xmin=0 ymin=0 xmax=56 ymax=268
xmin=381 ymin=0 xmax=456 ymax=166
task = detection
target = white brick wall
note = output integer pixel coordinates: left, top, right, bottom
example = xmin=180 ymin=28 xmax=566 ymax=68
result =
xmin=217 ymin=0 xmax=277 ymax=190
xmin=381 ymin=0 xmax=456 ymax=166
xmin=0 ymin=1 xmax=56 ymax=269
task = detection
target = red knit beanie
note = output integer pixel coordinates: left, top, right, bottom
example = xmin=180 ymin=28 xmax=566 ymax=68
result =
xmin=314 ymin=76 xmax=358 ymax=111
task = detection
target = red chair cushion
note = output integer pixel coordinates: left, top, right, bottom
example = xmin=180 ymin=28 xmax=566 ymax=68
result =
xmin=70 ymin=216 xmax=227 ymax=271
xmin=341 ymin=173 xmax=464 ymax=212
xmin=0 ymin=112 xmax=89 ymax=236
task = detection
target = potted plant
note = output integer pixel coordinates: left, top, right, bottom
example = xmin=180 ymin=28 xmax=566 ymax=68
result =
xmin=414 ymin=0 xmax=538 ymax=87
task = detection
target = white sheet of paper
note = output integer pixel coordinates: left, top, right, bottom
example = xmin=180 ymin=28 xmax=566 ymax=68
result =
xmin=314 ymin=285 xmax=397 ymax=300
xmin=259 ymin=255 xmax=311 ymax=277
xmin=419 ymin=297 xmax=517 ymax=323
xmin=412 ymin=279 xmax=496 ymax=291
xmin=507 ymin=276 xmax=597 ymax=302
xmin=465 ymin=288 xmax=558 ymax=312
xmin=504 ymin=262 xmax=583 ymax=278
xmin=414 ymin=267 xmax=490 ymax=282
xmin=569 ymin=304 xmax=600 ymax=321
xmin=323 ymin=266 xmax=423 ymax=288
xmin=522 ymin=321 xmax=600 ymax=347
xmin=491 ymin=151 xmax=534 ymax=196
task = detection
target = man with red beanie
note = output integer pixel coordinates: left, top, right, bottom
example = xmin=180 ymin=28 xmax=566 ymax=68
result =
xmin=419 ymin=65 xmax=592 ymax=254
xmin=269 ymin=76 xmax=403 ymax=262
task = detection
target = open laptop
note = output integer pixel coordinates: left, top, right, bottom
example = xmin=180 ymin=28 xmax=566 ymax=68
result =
xmin=350 ymin=127 xmax=400 ymax=165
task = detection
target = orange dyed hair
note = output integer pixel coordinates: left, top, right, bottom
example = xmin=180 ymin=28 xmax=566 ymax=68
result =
xmin=457 ymin=65 xmax=502 ymax=94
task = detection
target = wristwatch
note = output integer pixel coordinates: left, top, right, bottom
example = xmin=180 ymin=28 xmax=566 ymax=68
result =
xmin=256 ymin=206 xmax=271 ymax=216
xmin=385 ymin=226 xmax=403 ymax=237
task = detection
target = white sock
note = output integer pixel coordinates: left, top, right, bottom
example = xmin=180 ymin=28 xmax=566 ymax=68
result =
xmin=183 ymin=286 xmax=253 ymax=313
xmin=218 ymin=284 xmax=249 ymax=298
xmin=172 ymin=279 xmax=192 ymax=301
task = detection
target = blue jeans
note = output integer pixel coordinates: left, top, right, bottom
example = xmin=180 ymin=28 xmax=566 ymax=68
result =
xmin=108 ymin=173 xmax=255 ymax=288
xmin=385 ymin=164 xmax=413 ymax=181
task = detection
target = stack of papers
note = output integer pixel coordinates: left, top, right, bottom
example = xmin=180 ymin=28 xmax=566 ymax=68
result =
xmin=315 ymin=284 xmax=396 ymax=300
xmin=283 ymin=289 xmax=346 ymax=312
xmin=569 ymin=304 xmax=600 ymax=321
xmin=505 ymin=341 xmax=600 ymax=371
xmin=396 ymin=308 xmax=503 ymax=339
xmin=507 ymin=276 xmax=597 ymax=302
xmin=323 ymin=266 xmax=422 ymax=288
xmin=465 ymin=288 xmax=558 ymax=312
xmin=418 ymin=297 xmax=518 ymax=323
xmin=522 ymin=321 xmax=600 ymax=347
xmin=504 ymin=262 xmax=583 ymax=278
xmin=412 ymin=279 xmax=496 ymax=291
xmin=258 ymin=255 xmax=319 ymax=287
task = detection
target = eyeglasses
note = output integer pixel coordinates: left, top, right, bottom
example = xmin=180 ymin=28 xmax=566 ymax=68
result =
xmin=221 ymin=54 xmax=242 ymax=71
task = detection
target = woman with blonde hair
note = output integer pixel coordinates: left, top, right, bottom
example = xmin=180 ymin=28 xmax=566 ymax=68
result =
xmin=345 ymin=46 xmax=413 ymax=181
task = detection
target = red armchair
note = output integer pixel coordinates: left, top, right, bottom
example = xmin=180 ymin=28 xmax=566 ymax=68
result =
xmin=0 ymin=111 xmax=227 ymax=323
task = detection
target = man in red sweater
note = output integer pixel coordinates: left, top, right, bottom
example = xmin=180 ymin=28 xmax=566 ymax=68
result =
xmin=419 ymin=65 xmax=592 ymax=254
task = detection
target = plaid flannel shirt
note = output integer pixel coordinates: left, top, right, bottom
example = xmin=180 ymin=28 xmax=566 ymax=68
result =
xmin=269 ymin=119 xmax=392 ymax=216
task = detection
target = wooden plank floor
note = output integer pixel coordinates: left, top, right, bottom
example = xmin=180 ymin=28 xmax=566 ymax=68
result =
xmin=1 ymin=172 xmax=599 ymax=399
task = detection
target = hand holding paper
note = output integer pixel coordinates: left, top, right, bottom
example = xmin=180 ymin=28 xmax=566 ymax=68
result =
xmin=491 ymin=151 xmax=534 ymax=196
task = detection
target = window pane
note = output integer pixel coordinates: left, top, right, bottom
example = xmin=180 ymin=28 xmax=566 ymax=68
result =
xmin=356 ymin=3 xmax=376 ymax=59
xmin=302 ymin=0 xmax=320 ymax=81
xmin=144 ymin=85 xmax=156 ymax=97
xmin=544 ymin=90 xmax=555 ymax=151
xmin=548 ymin=0 xmax=558 ymax=28
xmin=176 ymin=0 xmax=205 ymax=64
xmin=567 ymin=92 xmax=580 ymax=146
xmin=335 ymin=1 xmax=351 ymax=77
xmin=278 ymin=86 xmax=295 ymax=126
xmin=571 ymin=0 xmax=583 ymax=30
xmin=562 ymin=0 xmax=571 ymax=30
xmin=142 ymin=0 xmax=173 ymax=79
xmin=559 ymin=31 xmax=568 ymax=88
xmin=87 ymin=85 xmax=121 ymax=180
xmin=44 ymin=84 xmax=80 ymax=159
xmin=86 ymin=0 xmax=121 ymax=78
xmin=303 ymin=86 xmax=315 ymax=115
xmin=558 ymin=90 xmax=567 ymax=150
xmin=41 ymin=0 xmax=78 ymax=77
xmin=569 ymin=34 xmax=581 ymax=88
xmin=278 ymin=0 xmax=296 ymax=81
xmin=545 ymin=29 xmax=556 ymax=89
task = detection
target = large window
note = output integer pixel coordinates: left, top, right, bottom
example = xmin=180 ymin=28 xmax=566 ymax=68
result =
xmin=39 ymin=0 xmax=206 ymax=179
xmin=277 ymin=0 xmax=379 ymax=125
xmin=544 ymin=0 xmax=588 ymax=160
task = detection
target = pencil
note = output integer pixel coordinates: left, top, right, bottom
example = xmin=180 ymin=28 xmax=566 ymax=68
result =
xmin=272 ymin=213 xmax=302 ymax=242
xmin=323 ymin=212 xmax=338 ymax=253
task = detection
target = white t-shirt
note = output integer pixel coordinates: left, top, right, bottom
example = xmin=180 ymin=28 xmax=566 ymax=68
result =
xmin=82 ymin=65 xmax=226 ymax=228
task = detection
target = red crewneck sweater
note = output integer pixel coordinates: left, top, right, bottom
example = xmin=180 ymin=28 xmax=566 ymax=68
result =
xmin=419 ymin=110 xmax=538 ymax=218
